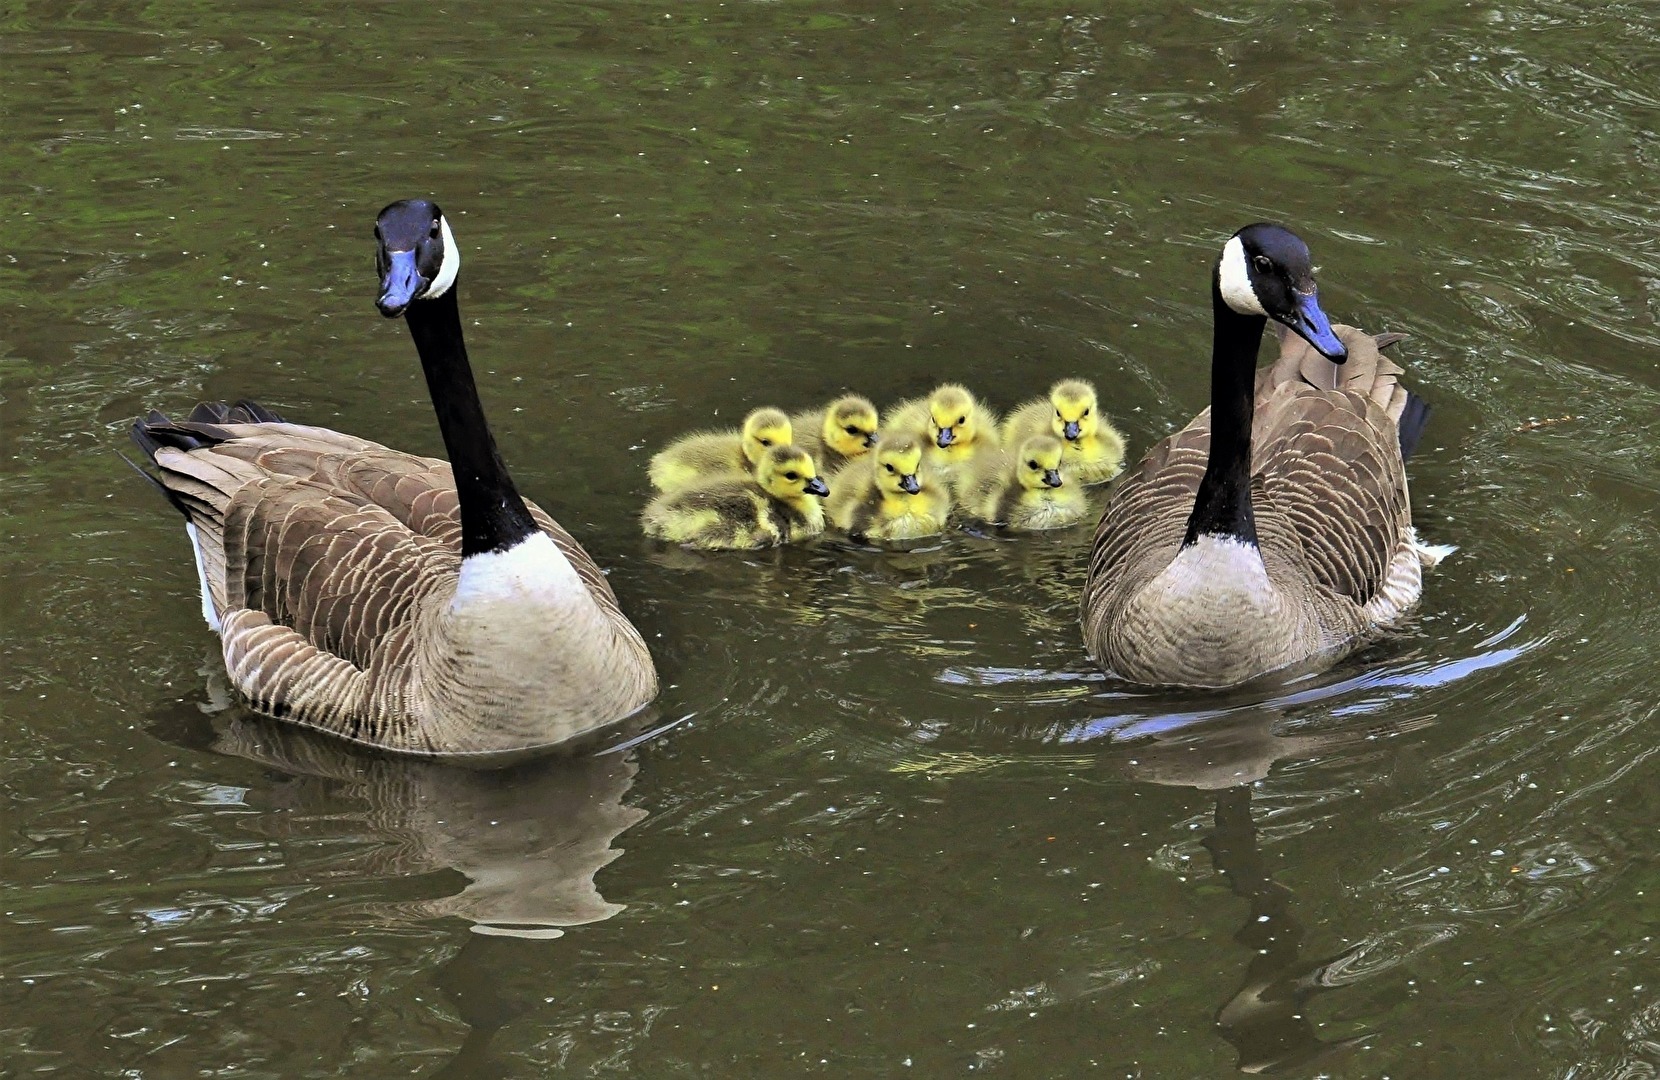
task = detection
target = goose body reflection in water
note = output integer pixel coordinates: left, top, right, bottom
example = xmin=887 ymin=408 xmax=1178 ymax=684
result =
xmin=210 ymin=713 xmax=649 ymax=937
xmin=1112 ymin=710 xmax=1429 ymax=1073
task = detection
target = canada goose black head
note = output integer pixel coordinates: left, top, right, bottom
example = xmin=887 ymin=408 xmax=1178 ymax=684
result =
xmin=1216 ymin=223 xmax=1346 ymax=363
xmin=375 ymin=198 xmax=460 ymax=318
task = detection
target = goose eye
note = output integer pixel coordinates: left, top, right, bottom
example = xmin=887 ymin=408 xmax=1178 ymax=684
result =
xmin=784 ymin=471 xmax=799 ymax=481
xmin=759 ymin=437 xmax=773 ymax=447
xmin=1027 ymin=460 xmax=1039 ymax=469
xmin=957 ymin=416 xmax=967 ymax=426
xmin=1253 ymin=254 xmax=1272 ymax=273
xmin=1082 ymin=408 xmax=1090 ymax=416
xmin=844 ymin=425 xmax=860 ymax=435
xmin=883 ymin=463 xmax=895 ymax=473
xmin=430 ymin=221 xmax=442 ymax=239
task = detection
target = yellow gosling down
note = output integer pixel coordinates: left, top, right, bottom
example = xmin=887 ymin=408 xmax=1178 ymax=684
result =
xmin=965 ymin=435 xmax=1088 ymax=531
xmin=647 ymin=407 xmax=793 ymax=492
xmin=642 ymin=444 xmax=829 ymax=550
xmin=1002 ymin=378 xmax=1127 ymax=484
xmin=791 ymin=394 xmax=880 ymax=473
xmin=826 ymin=433 xmax=953 ymax=542
xmin=882 ymin=383 xmax=1001 ymax=492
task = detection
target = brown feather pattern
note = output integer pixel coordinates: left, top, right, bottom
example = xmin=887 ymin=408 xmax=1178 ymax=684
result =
xmin=1082 ymin=324 xmax=1435 ymax=687
xmin=143 ymin=416 xmax=657 ymax=761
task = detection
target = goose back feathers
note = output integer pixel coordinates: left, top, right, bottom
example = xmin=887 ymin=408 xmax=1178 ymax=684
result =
xmin=1081 ymin=323 xmax=1440 ymax=687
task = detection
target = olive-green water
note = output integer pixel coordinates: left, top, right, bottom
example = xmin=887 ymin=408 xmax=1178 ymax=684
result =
xmin=4 ymin=1 xmax=1658 ymax=1075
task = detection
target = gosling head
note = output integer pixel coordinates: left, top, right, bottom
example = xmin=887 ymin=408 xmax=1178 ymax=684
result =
xmin=925 ymin=384 xmax=980 ymax=450
xmin=755 ymin=445 xmax=829 ymax=500
xmin=1047 ymin=379 xmax=1099 ymax=443
xmin=1215 ymin=222 xmax=1346 ymax=363
xmin=874 ymin=434 xmax=925 ymax=496
xmin=821 ymin=395 xmax=880 ymax=458
xmin=375 ymin=198 xmax=460 ymax=317
xmin=740 ymin=408 xmax=794 ymax=466
xmin=1015 ymin=435 xmax=1066 ymax=491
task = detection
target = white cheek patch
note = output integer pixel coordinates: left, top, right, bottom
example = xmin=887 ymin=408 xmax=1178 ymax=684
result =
xmin=1218 ymin=235 xmax=1267 ymax=317
xmin=422 ymin=215 xmax=461 ymax=300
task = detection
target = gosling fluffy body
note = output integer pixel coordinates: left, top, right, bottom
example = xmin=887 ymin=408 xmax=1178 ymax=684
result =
xmin=883 ymin=384 xmax=1001 ymax=491
xmin=647 ymin=407 xmax=793 ymax=492
xmin=791 ymin=395 xmax=881 ymax=474
xmin=642 ymin=444 xmax=829 ymax=550
xmin=826 ymin=433 xmax=952 ymax=542
xmin=967 ymin=434 xmax=1088 ymax=531
xmin=1002 ymin=379 xmax=1126 ymax=485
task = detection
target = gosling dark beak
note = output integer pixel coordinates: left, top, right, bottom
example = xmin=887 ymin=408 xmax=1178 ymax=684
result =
xmin=1279 ymin=288 xmax=1346 ymax=363
xmin=899 ymin=473 xmax=921 ymax=495
xmin=935 ymin=427 xmax=956 ymax=449
xmin=1043 ymin=469 xmax=1063 ymax=488
xmin=862 ymin=431 xmax=878 ymax=449
xmin=1062 ymin=420 xmax=1082 ymax=441
xmin=377 ymin=249 xmax=426 ymax=318
xmin=804 ymin=477 xmax=830 ymax=497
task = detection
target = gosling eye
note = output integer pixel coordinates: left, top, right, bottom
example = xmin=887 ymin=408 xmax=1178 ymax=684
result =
xmin=957 ymin=416 xmax=967 ymax=426
xmin=1082 ymin=407 xmax=1090 ymax=416
xmin=758 ymin=438 xmax=773 ymax=447
xmin=1253 ymin=254 xmax=1273 ymax=273
xmin=1027 ymin=460 xmax=1039 ymax=469
xmin=883 ymin=463 xmax=895 ymax=473
xmin=844 ymin=425 xmax=861 ymax=435
xmin=784 ymin=471 xmax=800 ymax=481
xmin=1056 ymin=409 xmax=1063 ymax=418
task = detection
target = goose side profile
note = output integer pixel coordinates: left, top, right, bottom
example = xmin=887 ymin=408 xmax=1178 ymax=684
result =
xmin=826 ymin=432 xmax=953 ymax=541
xmin=647 ymin=407 xmax=793 ymax=492
xmin=965 ymin=434 xmax=1088 ymax=532
xmin=1080 ymin=222 xmax=1450 ymax=689
xmin=1002 ymin=378 xmax=1128 ymax=484
xmin=883 ymin=383 xmax=1001 ymax=492
xmin=641 ymin=444 xmax=829 ymax=550
xmin=128 ymin=199 xmax=659 ymax=761
xmin=790 ymin=394 xmax=880 ymax=473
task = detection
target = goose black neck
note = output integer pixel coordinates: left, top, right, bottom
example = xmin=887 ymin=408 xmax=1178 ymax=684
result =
xmin=404 ymin=286 xmax=539 ymax=558
xmin=1183 ymin=277 xmax=1266 ymax=548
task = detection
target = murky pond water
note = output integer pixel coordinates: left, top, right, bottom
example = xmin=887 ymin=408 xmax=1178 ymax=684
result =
xmin=5 ymin=1 xmax=1659 ymax=1075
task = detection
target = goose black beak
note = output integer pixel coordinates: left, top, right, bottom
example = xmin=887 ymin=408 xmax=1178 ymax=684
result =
xmin=899 ymin=473 xmax=922 ymax=495
xmin=1043 ymin=469 xmax=1063 ymax=488
xmin=376 ymin=249 xmax=427 ymax=318
xmin=1280 ymin=289 xmax=1346 ymax=363
xmin=862 ymin=431 xmax=879 ymax=449
xmin=935 ymin=426 xmax=956 ymax=449
xmin=804 ymin=477 xmax=830 ymax=497
xmin=1062 ymin=420 xmax=1082 ymax=441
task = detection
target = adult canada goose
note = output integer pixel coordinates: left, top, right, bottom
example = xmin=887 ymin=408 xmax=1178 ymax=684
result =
xmin=1080 ymin=222 xmax=1450 ymax=688
xmin=128 ymin=199 xmax=658 ymax=761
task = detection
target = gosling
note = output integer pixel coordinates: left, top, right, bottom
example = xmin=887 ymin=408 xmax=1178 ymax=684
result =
xmin=1001 ymin=378 xmax=1125 ymax=484
xmin=882 ymin=383 xmax=1001 ymax=492
xmin=791 ymin=394 xmax=880 ymax=473
xmin=826 ymin=433 xmax=952 ymax=542
xmin=965 ymin=435 xmax=1087 ymax=531
xmin=642 ymin=445 xmax=829 ymax=550
xmin=648 ymin=407 xmax=793 ymax=492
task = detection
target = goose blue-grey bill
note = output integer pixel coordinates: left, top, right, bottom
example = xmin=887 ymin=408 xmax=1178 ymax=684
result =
xmin=1284 ymin=289 xmax=1347 ymax=362
xmin=376 ymin=250 xmax=426 ymax=317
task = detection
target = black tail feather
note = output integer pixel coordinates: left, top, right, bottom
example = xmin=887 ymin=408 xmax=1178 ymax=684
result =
xmin=130 ymin=400 xmax=286 ymax=461
xmin=1397 ymin=391 xmax=1432 ymax=461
